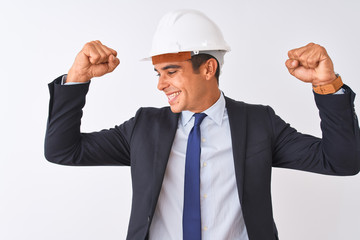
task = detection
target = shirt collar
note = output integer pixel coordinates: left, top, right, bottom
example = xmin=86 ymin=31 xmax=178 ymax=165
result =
xmin=181 ymin=92 xmax=226 ymax=127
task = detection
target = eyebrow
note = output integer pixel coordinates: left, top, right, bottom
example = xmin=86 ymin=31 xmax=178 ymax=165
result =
xmin=154 ymin=64 xmax=182 ymax=72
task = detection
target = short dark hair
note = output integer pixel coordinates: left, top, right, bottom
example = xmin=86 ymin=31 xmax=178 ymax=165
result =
xmin=190 ymin=54 xmax=220 ymax=83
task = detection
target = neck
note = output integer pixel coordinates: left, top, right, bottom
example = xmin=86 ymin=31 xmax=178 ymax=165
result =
xmin=193 ymin=88 xmax=221 ymax=113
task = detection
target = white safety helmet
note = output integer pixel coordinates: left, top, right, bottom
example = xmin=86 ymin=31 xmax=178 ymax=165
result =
xmin=146 ymin=9 xmax=230 ymax=68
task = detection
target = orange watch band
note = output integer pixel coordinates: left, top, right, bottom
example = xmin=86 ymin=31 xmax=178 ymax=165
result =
xmin=312 ymin=75 xmax=343 ymax=95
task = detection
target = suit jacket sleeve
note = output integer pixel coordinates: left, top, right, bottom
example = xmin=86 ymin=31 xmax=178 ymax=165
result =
xmin=271 ymin=85 xmax=360 ymax=175
xmin=44 ymin=75 xmax=137 ymax=166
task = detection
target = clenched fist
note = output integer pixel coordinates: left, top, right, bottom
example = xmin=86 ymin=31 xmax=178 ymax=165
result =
xmin=285 ymin=43 xmax=337 ymax=86
xmin=67 ymin=40 xmax=120 ymax=83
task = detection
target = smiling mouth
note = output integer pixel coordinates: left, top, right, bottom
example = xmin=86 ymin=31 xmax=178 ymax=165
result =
xmin=167 ymin=91 xmax=181 ymax=102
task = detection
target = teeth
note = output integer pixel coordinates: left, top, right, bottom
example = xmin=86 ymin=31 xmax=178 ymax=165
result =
xmin=167 ymin=92 xmax=180 ymax=100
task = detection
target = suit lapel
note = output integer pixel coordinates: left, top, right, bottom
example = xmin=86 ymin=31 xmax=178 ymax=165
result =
xmin=225 ymin=97 xmax=247 ymax=204
xmin=150 ymin=109 xmax=180 ymax=216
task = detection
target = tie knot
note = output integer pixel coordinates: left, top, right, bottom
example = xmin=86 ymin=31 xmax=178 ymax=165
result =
xmin=193 ymin=113 xmax=207 ymax=127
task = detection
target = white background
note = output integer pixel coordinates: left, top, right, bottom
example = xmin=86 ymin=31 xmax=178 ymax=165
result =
xmin=1 ymin=0 xmax=359 ymax=239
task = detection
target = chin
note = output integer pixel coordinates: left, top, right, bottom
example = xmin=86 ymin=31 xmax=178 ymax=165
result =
xmin=170 ymin=107 xmax=182 ymax=113
xmin=169 ymin=104 xmax=183 ymax=113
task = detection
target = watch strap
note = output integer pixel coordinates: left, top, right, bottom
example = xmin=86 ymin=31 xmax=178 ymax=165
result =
xmin=312 ymin=75 xmax=343 ymax=95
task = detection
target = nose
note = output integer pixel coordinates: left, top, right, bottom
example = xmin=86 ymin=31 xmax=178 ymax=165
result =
xmin=157 ymin=75 xmax=169 ymax=91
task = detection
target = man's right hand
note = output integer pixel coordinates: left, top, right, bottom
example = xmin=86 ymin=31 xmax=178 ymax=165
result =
xmin=66 ymin=41 xmax=120 ymax=83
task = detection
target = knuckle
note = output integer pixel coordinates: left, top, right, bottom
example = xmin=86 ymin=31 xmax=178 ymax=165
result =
xmin=308 ymin=57 xmax=315 ymax=63
xmin=288 ymin=50 xmax=293 ymax=57
xmin=307 ymin=59 xmax=316 ymax=66
xmin=289 ymin=51 xmax=297 ymax=58
xmin=104 ymin=48 xmax=112 ymax=56
xmin=299 ymin=55 xmax=306 ymax=62
xmin=92 ymin=54 xmax=101 ymax=61
xmin=318 ymin=46 xmax=326 ymax=52
xmin=84 ymin=42 xmax=93 ymax=49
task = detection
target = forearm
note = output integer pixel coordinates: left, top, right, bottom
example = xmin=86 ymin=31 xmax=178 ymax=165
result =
xmin=314 ymin=84 xmax=360 ymax=174
xmin=44 ymin=75 xmax=90 ymax=165
xmin=272 ymin=85 xmax=360 ymax=175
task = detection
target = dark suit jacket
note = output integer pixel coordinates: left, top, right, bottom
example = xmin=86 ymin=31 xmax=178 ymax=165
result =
xmin=45 ymin=76 xmax=360 ymax=240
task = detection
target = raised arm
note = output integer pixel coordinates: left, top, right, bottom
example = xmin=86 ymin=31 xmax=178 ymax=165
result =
xmin=44 ymin=41 xmax=135 ymax=166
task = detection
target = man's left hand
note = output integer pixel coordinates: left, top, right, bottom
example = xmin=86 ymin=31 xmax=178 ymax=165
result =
xmin=285 ymin=43 xmax=337 ymax=86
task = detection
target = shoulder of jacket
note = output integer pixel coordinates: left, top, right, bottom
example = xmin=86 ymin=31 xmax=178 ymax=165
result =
xmin=134 ymin=106 xmax=179 ymax=120
xmin=225 ymin=96 xmax=271 ymax=111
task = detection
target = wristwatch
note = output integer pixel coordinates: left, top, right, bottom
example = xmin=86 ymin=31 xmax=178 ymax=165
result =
xmin=312 ymin=74 xmax=343 ymax=95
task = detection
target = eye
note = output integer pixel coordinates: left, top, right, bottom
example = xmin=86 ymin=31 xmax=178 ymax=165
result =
xmin=168 ymin=70 xmax=177 ymax=75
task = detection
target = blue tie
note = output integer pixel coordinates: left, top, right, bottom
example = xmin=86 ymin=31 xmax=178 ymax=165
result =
xmin=183 ymin=113 xmax=207 ymax=240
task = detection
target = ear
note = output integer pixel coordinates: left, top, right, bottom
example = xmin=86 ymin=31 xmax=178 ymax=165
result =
xmin=204 ymin=58 xmax=218 ymax=80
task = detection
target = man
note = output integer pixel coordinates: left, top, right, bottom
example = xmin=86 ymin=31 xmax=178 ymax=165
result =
xmin=45 ymin=9 xmax=360 ymax=240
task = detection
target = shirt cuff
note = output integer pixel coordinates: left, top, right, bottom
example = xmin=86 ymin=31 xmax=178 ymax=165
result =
xmin=333 ymin=88 xmax=345 ymax=95
xmin=61 ymin=75 xmax=89 ymax=85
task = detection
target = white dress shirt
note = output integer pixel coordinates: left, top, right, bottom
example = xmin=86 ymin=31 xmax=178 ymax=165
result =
xmin=149 ymin=93 xmax=249 ymax=240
